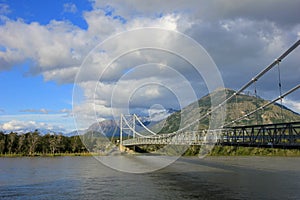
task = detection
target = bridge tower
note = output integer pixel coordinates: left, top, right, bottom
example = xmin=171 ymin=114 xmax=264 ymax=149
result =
xmin=120 ymin=114 xmax=136 ymax=146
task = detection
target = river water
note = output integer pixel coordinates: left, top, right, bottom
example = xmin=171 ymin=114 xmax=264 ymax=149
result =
xmin=0 ymin=156 xmax=299 ymax=200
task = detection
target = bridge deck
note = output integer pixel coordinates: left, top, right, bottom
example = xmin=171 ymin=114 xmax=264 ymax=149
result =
xmin=122 ymin=122 xmax=300 ymax=149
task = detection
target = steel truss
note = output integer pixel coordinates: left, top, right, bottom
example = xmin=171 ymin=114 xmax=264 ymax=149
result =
xmin=221 ymin=122 xmax=300 ymax=148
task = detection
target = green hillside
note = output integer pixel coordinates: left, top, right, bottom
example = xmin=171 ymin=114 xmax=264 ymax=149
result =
xmin=151 ymin=88 xmax=300 ymax=134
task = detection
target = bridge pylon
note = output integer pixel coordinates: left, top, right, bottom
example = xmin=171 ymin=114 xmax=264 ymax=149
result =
xmin=120 ymin=114 xmax=136 ymax=146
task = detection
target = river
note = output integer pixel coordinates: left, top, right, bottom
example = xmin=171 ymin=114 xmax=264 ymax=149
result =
xmin=0 ymin=156 xmax=299 ymax=199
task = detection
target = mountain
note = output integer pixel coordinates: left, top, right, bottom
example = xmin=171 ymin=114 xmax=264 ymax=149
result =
xmin=136 ymin=108 xmax=178 ymax=127
xmin=86 ymin=119 xmax=120 ymax=137
xmin=64 ymin=129 xmax=86 ymax=137
xmin=150 ymin=88 xmax=300 ymax=134
xmin=79 ymin=89 xmax=300 ymax=137
xmin=84 ymin=108 xmax=178 ymax=137
xmin=1 ymin=128 xmax=64 ymax=135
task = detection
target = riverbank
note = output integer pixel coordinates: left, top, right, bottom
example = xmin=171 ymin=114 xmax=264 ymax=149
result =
xmin=0 ymin=152 xmax=101 ymax=157
xmin=134 ymin=144 xmax=300 ymax=157
xmin=1 ymin=146 xmax=300 ymax=157
xmin=208 ymin=145 xmax=300 ymax=156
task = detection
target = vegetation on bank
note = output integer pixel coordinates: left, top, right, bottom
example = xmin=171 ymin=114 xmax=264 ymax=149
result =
xmin=208 ymin=145 xmax=300 ymax=156
xmin=181 ymin=145 xmax=300 ymax=156
xmin=1 ymin=129 xmax=300 ymax=157
xmin=0 ymin=152 xmax=102 ymax=157
xmin=132 ymin=144 xmax=300 ymax=156
xmin=0 ymin=131 xmax=88 ymax=157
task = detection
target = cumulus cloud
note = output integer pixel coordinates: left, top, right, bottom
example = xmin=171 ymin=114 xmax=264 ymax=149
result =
xmin=0 ymin=114 xmax=75 ymax=132
xmin=63 ymin=3 xmax=78 ymax=14
xmin=283 ymin=98 xmax=300 ymax=114
xmin=96 ymin=0 xmax=300 ymax=27
xmin=20 ymin=108 xmax=50 ymax=114
xmin=0 ymin=120 xmax=66 ymax=133
xmin=0 ymin=19 xmax=84 ymax=76
xmin=60 ymin=108 xmax=72 ymax=114
xmin=0 ymin=1 xmax=300 ymax=129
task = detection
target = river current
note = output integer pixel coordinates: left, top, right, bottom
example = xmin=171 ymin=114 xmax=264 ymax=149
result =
xmin=0 ymin=156 xmax=299 ymax=199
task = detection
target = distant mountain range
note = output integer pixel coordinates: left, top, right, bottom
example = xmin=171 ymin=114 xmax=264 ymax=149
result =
xmin=80 ymin=108 xmax=178 ymax=137
xmin=1 ymin=128 xmax=64 ymax=135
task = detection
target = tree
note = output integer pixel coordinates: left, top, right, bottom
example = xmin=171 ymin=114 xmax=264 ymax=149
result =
xmin=70 ymin=136 xmax=87 ymax=153
xmin=70 ymin=136 xmax=79 ymax=153
xmin=7 ymin=132 xmax=18 ymax=154
xmin=27 ymin=131 xmax=40 ymax=155
xmin=0 ymin=132 xmax=6 ymax=154
xmin=38 ymin=133 xmax=50 ymax=154
xmin=0 ymin=131 xmax=88 ymax=156
xmin=17 ymin=134 xmax=27 ymax=154
xmin=49 ymin=135 xmax=58 ymax=154
xmin=56 ymin=134 xmax=64 ymax=153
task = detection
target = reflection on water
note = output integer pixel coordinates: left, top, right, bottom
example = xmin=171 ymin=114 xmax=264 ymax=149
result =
xmin=0 ymin=156 xmax=299 ymax=200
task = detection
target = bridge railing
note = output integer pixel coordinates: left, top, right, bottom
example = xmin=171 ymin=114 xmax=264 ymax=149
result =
xmin=122 ymin=122 xmax=300 ymax=148
xmin=221 ymin=121 xmax=300 ymax=147
xmin=122 ymin=129 xmax=223 ymax=146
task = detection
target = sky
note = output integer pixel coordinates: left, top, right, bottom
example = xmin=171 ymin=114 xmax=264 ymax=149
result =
xmin=0 ymin=0 xmax=300 ymax=133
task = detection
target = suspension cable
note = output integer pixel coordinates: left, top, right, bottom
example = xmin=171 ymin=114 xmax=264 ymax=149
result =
xmin=123 ymin=40 xmax=300 ymax=137
xmin=133 ymin=114 xmax=157 ymax=135
xmin=277 ymin=61 xmax=284 ymax=122
xmin=122 ymin=115 xmax=146 ymax=137
xmin=254 ymin=80 xmax=260 ymax=125
xmin=175 ymin=39 xmax=300 ymax=132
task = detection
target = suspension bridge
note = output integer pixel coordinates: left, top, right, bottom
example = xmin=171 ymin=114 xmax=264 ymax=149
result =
xmin=119 ymin=40 xmax=300 ymax=150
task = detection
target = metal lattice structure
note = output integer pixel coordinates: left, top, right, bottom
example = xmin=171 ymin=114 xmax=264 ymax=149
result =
xmin=221 ymin=122 xmax=300 ymax=148
xmin=122 ymin=130 xmax=221 ymax=146
xmin=121 ymin=119 xmax=300 ymax=149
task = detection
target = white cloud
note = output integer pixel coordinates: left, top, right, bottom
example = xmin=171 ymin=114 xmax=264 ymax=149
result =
xmin=0 ymin=120 xmax=66 ymax=133
xmin=63 ymin=3 xmax=78 ymax=14
xmin=283 ymin=98 xmax=300 ymax=114
xmin=0 ymin=114 xmax=75 ymax=132
xmin=0 ymin=1 xmax=299 ymax=129
xmin=0 ymin=19 xmax=85 ymax=75
xmin=0 ymin=8 xmax=187 ymax=83
xmin=18 ymin=108 xmax=73 ymax=115
xmin=60 ymin=108 xmax=72 ymax=114
xmin=19 ymin=108 xmax=50 ymax=114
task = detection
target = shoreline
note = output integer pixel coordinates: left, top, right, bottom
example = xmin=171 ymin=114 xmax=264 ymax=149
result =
xmin=0 ymin=152 xmax=101 ymax=158
xmin=208 ymin=145 xmax=300 ymax=157
xmin=1 ymin=146 xmax=300 ymax=158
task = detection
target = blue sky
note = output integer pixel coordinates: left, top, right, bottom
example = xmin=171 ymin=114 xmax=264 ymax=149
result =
xmin=0 ymin=0 xmax=93 ymax=132
xmin=0 ymin=64 xmax=72 ymax=114
xmin=0 ymin=0 xmax=299 ymax=133
xmin=3 ymin=0 xmax=92 ymax=28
